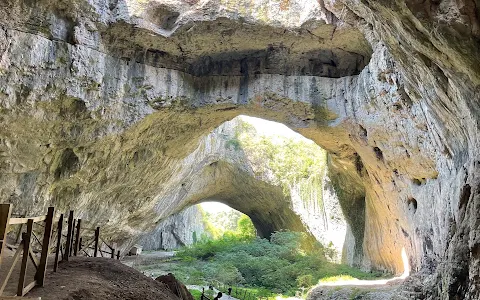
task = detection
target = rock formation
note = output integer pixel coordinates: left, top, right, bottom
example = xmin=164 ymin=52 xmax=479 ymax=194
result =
xmin=138 ymin=116 xmax=347 ymax=262
xmin=138 ymin=205 xmax=205 ymax=251
xmin=0 ymin=0 xmax=479 ymax=298
xmin=156 ymin=273 xmax=194 ymax=300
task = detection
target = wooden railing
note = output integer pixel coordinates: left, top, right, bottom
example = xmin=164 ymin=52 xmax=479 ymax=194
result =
xmin=0 ymin=204 xmax=120 ymax=298
xmin=0 ymin=205 xmax=54 ymax=297
xmin=54 ymin=210 xmax=120 ymax=265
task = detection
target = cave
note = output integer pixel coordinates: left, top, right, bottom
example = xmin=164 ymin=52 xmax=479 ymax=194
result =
xmin=136 ymin=116 xmax=357 ymax=265
xmin=1 ymin=0 xmax=480 ymax=298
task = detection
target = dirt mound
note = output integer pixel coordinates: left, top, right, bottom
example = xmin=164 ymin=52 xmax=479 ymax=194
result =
xmin=26 ymin=257 xmax=181 ymax=300
xmin=156 ymin=273 xmax=194 ymax=300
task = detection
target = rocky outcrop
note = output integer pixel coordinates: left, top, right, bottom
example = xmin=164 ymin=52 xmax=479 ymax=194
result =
xmin=0 ymin=0 xmax=479 ymax=298
xmin=316 ymin=1 xmax=480 ymax=299
xmin=138 ymin=205 xmax=206 ymax=251
xmin=156 ymin=273 xmax=194 ymax=300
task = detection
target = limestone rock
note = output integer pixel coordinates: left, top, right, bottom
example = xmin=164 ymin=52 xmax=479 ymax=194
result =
xmin=138 ymin=205 xmax=206 ymax=251
xmin=156 ymin=273 xmax=194 ymax=300
xmin=0 ymin=0 xmax=479 ymax=298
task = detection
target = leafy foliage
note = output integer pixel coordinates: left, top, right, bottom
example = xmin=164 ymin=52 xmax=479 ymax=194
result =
xmin=199 ymin=205 xmax=245 ymax=238
xmin=236 ymin=215 xmax=256 ymax=238
xmin=172 ymin=230 xmax=385 ymax=296
xmin=230 ymin=118 xmax=327 ymax=191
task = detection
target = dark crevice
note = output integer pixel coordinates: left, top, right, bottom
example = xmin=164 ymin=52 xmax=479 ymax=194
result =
xmin=373 ymin=146 xmax=384 ymax=161
xmin=412 ymin=178 xmax=426 ymax=186
xmin=54 ymin=148 xmax=80 ymax=180
xmin=407 ymin=197 xmax=418 ymax=213
xmin=459 ymin=184 xmax=471 ymax=209
xmin=353 ymin=152 xmax=364 ymax=175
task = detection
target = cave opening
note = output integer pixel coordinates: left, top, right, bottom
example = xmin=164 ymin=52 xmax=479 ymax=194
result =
xmin=137 ymin=115 xmax=367 ymax=267
xmin=4 ymin=0 xmax=480 ymax=298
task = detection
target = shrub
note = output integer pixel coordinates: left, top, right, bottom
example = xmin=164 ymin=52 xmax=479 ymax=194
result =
xmin=173 ymin=230 xmax=387 ymax=296
xmin=297 ymin=274 xmax=314 ymax=288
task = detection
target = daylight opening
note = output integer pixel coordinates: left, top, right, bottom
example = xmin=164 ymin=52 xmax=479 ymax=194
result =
xmin=199 ymin=201 xmax=256 ymax=240
xmin=126 ymin=115 xmax=397 ymax=297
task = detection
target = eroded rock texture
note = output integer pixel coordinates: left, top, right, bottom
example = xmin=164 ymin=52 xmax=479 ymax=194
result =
xmin=138 ymin=205 xmax=205 ymax=251
xmin=136 ymin=117 xmax=348 ymax=260
xmin=0 ymin=0 xmax=479 ymax=298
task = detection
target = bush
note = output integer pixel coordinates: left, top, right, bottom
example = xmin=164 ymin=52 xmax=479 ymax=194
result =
xmin=174 ymin=230 xmax=386 ymax=296
xmin=189 ymin=289 xmax=202 ymax=300
xmin=297 ymin=274 xmax=314 ymax=288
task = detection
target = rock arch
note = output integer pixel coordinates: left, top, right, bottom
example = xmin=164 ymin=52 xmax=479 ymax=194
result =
xmin=3 ymin=3 xmax=480 ymax=297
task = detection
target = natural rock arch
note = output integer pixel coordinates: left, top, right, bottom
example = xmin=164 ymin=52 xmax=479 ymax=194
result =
xmin=2 ymin=1 xmax=480 ymax=298
xmin=0 ymin=13 xmax=414 ymax=275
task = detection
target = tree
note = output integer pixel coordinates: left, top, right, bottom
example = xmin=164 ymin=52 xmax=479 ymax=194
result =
xmin=236 ymin=215 xmax=256 ymax=238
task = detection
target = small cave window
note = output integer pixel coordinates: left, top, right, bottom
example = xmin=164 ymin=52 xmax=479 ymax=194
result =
xmin=412 ymin=178 xmax=426 ymax=186
xmin=407 ymin=197 xmax=418 ymax=213
xmin=373 ymin=146 xmax=384 ymax=161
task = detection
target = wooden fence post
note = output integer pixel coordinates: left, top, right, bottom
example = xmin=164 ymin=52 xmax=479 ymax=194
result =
xmin=36 ymin=207 xmax=54 ymax=286
xmin=0 ymin=204 xmax=12 ymax=269
xmin=64 ymin=211 xmax=74 ymax=261
xmin=69 ymin=219 xmax=76 ymax=257
xmin=74 ymin=219 xmax=81 ymax=256
xmin=17 ymin=219 xmax=33 ymax=296
xmin=54 ymin=214 xmax=64 ymax=272
xmin=14 ymin=218 xmax=24 ymax=244
xmin=94 ymin=227 xmax=100 ymax=257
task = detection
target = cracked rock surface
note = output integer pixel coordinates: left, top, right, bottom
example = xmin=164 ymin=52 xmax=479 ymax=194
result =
xmin=0 ymin=0 xmax=479 ymax=298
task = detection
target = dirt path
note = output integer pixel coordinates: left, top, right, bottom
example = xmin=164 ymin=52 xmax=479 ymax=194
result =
xmin=121 ymin=250 xmax=178 ymax=279
xmin=306 ymin=277 xmax=406 ymax=299
xmin=0 ymin=246 xmax=42 ymax=296
xmin=25 ymin=257 xmax=180 ymax=300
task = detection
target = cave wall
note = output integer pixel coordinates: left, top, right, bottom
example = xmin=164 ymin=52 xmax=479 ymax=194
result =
xmin=0 ymin=0 xmax=479 ymax=298
xmin=320 ymin=0 xmax=480 ymax=298
xmin=138 ymin=205 xmax=206 ymax=251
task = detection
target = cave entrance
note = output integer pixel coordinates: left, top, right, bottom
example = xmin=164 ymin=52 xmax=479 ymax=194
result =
xmin=198 ymin=201 xmax=256 ymax=240
xmin=138 ymin=201 xmax=256 ymax=251
xmin=139 ymin=115 xmax=366 ymax=265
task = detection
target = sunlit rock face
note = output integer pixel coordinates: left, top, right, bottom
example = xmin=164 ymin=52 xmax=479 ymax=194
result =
xmin=0 ymin=0 xmax=479 ymax=298
xmin=0 ymin=0 xmax=367 ymax=259
xmin=315 ymin=1 xmax=480 ymax=299
xmin=138 ymin=205 xmax=205 ymax=250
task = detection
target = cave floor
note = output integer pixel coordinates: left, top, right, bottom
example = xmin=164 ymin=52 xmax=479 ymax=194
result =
xmin=23 ymin=257 xmax=180 ymax=300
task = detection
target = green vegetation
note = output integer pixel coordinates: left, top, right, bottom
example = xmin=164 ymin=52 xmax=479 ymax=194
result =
xmin=199 ymin=206 xmax=246 ymax=239
xmin=226 ymin=118 xmax=327 ymax=215
xmin=227 ymin=119 xmax=327 ymax=187
xmin=189 ymin=289 xmax=203 ymax=299
xmin=319 ymin=275 xmax=357 ymax=283
xmin=151 ymin=222 xmax=384 ymax=297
